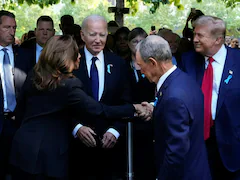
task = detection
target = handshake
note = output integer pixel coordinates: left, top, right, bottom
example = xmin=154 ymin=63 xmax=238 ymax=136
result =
xmin=133 ymin=102 xmax=154 ymax=121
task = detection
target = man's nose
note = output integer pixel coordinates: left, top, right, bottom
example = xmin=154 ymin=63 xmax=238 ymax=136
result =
xmin=95 ymin=35 xmax=100 ymax=42
xmin=9 ymin=27 xmax=15 ymax=36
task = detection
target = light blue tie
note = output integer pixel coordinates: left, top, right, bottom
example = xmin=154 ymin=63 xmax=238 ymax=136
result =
xmin=2 ymin=48 xmax=16 ymax=112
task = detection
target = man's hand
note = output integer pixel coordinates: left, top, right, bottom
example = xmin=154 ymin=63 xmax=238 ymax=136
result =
xmin=133 ymin=104 xmax=152 ymax=121
xmin=102 ymin=132 xmax=117 ymax=149
xmin=77 ymin=126 xmax=97 ymax=147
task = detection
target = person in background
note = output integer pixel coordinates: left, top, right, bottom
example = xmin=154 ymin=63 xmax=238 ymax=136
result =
xmin=127 ymin=27 xmax=156 ymax=180
xmin=21 ymin=15 xmax=55 ymax=64
xmin=182 ymin=8 xmax=204 ymax=46
xmin=230 ymin=38 xmax=239 ymax=49
xmin=59 ymin=14 xmax=74 ymax=35
xmin=0 ymin=10 xmax=33 ymax=180
xmin=114 ymin=26 xmax=131 ymax=61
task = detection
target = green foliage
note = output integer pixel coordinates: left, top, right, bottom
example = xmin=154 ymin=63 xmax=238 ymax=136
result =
xmin=1 ymin=0 xmax=240 ymax=40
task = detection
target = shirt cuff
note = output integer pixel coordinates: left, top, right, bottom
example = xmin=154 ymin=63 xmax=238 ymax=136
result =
xmin=72 ymin=124 xmax=83 ymax=138
xmin=107 ymin=128 xmax=120 ymax=139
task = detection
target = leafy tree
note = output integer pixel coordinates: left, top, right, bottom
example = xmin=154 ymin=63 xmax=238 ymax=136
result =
xmin=1 ymin=0 xmax=240 ymax=11
xmin=2 ymin=0 xmax=240 ymax=39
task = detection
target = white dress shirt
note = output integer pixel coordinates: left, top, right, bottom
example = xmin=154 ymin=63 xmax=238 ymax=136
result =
xmin=0 ymin=45 xmax=15 ymax=112
xmin=72 ymin=46 xmax=120 ymax=139
xmin=204 ymin=45 xmax=226 ymax=120
xmin=157 ymin=65 xmax=177 ymax=92
xmin=36 ymin=43 xmax=43 ymax=63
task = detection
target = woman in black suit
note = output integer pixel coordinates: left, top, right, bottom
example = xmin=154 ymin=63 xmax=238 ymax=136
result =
xmin=9 ymin=35 xmax=145 ymax=180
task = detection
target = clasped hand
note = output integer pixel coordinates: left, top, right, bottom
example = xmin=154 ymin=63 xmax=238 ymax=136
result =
xmin=133 ymin=102 xmax=153 ymax=121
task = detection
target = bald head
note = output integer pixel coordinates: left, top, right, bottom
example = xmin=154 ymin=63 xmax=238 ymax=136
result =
xmin=137 ymin=35 xmax=172 ymax=63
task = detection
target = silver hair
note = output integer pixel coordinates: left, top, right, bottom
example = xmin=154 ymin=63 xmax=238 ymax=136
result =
xmin=137 ymin=35 xmax=172 ymax=63
xmin=81 ymin=14 xmax=107 ymax=32
xmin=193 ymin=15 xmax=226 ymax=39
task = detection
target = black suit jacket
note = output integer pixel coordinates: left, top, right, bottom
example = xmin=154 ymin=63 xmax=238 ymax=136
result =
xmin=73 ymin=49 xmax=132 ymax=136
xmin=0 ymin=45 xmax=34 ymax=134
xmin=10 ymin=74 xmax=134 ymax=178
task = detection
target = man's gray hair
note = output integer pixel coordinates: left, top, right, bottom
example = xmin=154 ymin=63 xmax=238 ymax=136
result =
xmin=137 ymin=35 xmax=172 ymax=63
xmin=81 ymin=15 xmax=107 ymax=32
xmin=193 ymin=15 xmax=226 ymax=39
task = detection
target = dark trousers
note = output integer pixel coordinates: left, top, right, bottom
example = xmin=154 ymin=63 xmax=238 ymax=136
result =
xmin=0 ymin=117 xmax=17 ymax=180
xmin=132 ymin=121 xmax=156 ymax=180
xmin=206 ymin=126 xmax=240 ymax=180
xmin=11 ymin=166 xmax=67 ymax=180
xmin=69 ymin=137 xmax=126 ymax=180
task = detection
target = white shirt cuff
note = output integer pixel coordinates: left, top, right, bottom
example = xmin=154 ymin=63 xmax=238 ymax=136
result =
xmin=72 ymin=124 xmax=83 ymax=138
xmin=107 ymin=128 xmax=120 ymax=139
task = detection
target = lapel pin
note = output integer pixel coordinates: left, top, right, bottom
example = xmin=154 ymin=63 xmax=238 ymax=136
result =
xmin=154 ymin=97 xmax=158 ymax=107
xmin=107 ymin=64 xmax=113 ymax=74
xmin=159 ymin=91 xmax=162 ymax=96
xmin=224 ymin=70 xmax=233 ymax=84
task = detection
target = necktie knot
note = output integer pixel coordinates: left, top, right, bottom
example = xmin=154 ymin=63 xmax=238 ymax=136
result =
xmin=92 ymin=57 xmax=98 ymax=63
xmin=208 ymin=57 xmax=214 ymax=64
xmin=2 ymin=48 xmax=7 ymax=53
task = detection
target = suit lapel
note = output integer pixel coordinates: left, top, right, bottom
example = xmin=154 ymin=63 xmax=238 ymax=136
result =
xmin=195 ymin=53 xmax=205 ymax=86
xmin=100 ymin=51 xmax=113 ymax=101
xmin=216 ymin=48 xmax=235 ymax=116
xmin=153 ymin=68 xmax=181 ymax=116
xmin=12 ymin=45 xmax=17 ymax=92
xmin=77 ymin=49 xmax=92 ymax=95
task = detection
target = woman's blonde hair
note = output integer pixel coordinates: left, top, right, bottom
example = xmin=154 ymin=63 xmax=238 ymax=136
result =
xmin=33 ymin=35 xmax=79 ymax=90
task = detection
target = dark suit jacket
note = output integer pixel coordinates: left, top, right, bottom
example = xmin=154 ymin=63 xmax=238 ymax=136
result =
xmin=20 ymin=37 xmax=37 ymax=69
xmin=73 ymin=49 xmax=132 ymax=136
xmin=153 ymin=68 xmax=211 ymax=180
xmin=10 ymin=74 xmax=135 ymax=178
xmin=0 ymin=45 xmax=34 ymax=134
xmin=180 ymin=47 xmax=240 ymax=172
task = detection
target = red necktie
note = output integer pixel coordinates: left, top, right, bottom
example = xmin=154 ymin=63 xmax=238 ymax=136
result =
xmin=202 ymin=57 xmax=214 ymax=140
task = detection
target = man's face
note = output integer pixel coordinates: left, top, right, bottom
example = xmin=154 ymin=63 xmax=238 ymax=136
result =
xmin=193 ymin=25 xmax=218 ymax=56
xmin=35 ymin=21 xmax=55 ymax=47
xmin=128 ymin=35 xmax=145 ymax=54
xmin=115 ymin=32 xmax=129 ymax=53
xmin=81 ymin=20 xmax=107 ymax=56
xmin=0 ymin=16 xmax=16 ymax=47
xmin=136 ymin=50 xmax=155 ymax=83
xmin=164 ymin=34 xmax=179 ymax=54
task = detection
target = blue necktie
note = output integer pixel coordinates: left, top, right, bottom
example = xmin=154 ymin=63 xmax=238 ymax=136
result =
xmin=90 ymin=57 xmax=99 ymax=101
xmin=2 ymin=48 xmax=16 ymax=112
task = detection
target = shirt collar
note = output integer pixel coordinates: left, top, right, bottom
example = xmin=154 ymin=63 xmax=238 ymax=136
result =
xmin=0 ymin=44 xmax=13 ymax=53
xmin=204 ymin=44 xmax=226 ymax=65
xmin=157 ymin=65 xmax=177 ymax=92
xmin=84 ymin=46 xmax=104 ymax=64
xmin=36 ymin=43 xmax=43 ymax=52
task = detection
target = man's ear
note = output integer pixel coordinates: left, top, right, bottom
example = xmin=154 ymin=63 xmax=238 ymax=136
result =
xmin=148 ymin=57 xmax=158 ymax=67
xmin=216 ymin=36 xmax=224 ymax=45
xmin=80 ymin=30 xmax=85 ymax=42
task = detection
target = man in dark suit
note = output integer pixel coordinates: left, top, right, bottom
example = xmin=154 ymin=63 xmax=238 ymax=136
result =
xmin=20 ymin=15 xmax=55 ymax=66
xmin=70 ymin=15 xmax=132 ymax=179
xmin=180 ymin=15 xmax=240 ymax=180
xmin=136 ymin=35 xmax=211 ymax=180
xmin=0 ymin=10 xmax=33 ymax=180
